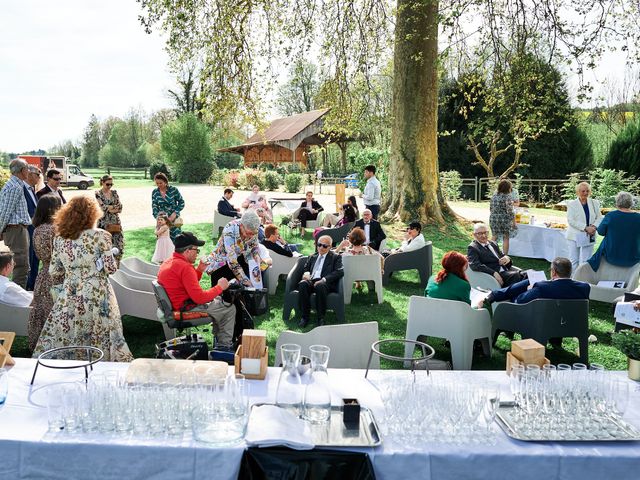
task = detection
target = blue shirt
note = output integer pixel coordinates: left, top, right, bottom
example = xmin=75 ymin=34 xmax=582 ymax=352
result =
xmin=582 ymin=202 xmax=590 ymax=226
xmin=588 ymin=210 xmax=640 ymax=271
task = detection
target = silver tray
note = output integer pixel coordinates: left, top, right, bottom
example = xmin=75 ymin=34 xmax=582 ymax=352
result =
xmin=251 ymin=403 xmax=382 ymax=447
xmin=496 ymin=404 xmax=640 ymax=442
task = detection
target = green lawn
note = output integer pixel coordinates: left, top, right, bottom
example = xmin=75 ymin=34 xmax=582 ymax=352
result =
xmin=12 ymin=215 xmax=628 ymax=370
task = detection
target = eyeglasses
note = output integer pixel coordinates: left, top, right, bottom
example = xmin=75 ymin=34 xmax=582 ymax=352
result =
xmin=475 ymin=231 xmax=489 ymax=236
xmin=317 ymin=243 xmax=330 ymax=249
xmin=189 ymin=247 xmax=200 ymax=252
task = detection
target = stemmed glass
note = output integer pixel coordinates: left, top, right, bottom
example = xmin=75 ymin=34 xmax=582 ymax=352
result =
xmin=482 ymin=383 xmax=500 ymax=443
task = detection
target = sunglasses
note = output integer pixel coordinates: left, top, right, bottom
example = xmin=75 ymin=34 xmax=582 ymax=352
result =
xmin=317 ymin=243 xmax=330 ymax=249
xmin=105 ymin=183 xmax=113 ymax=186
xmin=52 ymin=177 xmax=62 ymax=181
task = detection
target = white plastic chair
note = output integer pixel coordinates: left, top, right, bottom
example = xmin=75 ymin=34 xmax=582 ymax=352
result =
xmin=342 ymin=254 xmax=383 ymax=304
xmin=112 ymin=269 xmax=155 ymax=292
xmin=465 ymin=267 xmax=501 ymax=290
xmin=274 ymin=321 xmax=380 ymax=369
xmin=213 ymin=210 xmax=236 ymax=238
xmin=0 ymin=302 xmax=31 ymax=336
xmin=109 ymin=271 xmax=175 ymax=340
xmin=573 ymin=259 xmax=640 ymax=303
xmin=265 ymin=250 xmax=300 ymax=295
xmin=292 ymin=207 xmax=324 ymax=230
xmin=404 ymin=296 xmax=492 ymax=370
xmin=121 ymin=257 xmax=160 ymax=277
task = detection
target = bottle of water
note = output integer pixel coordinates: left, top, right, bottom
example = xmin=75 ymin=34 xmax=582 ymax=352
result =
xmin=302 ymin=345 xmax=332 ymax=423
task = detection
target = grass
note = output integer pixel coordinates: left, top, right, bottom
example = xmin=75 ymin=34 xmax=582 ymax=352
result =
xmin=11 ymin=214 xmax=629 ymax=370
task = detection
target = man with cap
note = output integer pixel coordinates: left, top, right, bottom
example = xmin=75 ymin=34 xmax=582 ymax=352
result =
xmin=158 ymin=231 xmax=236 ymax=350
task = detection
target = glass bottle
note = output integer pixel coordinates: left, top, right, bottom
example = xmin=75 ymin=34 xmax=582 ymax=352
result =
xmin=302 ymin=345 xmax=332 ymax=423
xmin=275 ymin=344 xmax=303 ymax=414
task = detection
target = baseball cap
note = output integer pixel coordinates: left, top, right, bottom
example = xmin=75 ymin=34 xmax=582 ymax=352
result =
xmin=174 ymin=232 xmax=205 ymax=249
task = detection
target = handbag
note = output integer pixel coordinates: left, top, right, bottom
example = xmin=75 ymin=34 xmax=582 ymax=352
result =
xmin=173 ymin=216 xmax=184 ymax=228
xmin=105 ymin=224 xmax=122 ymax=234
xmin=241 ymin=288 xmax=269 ymax=316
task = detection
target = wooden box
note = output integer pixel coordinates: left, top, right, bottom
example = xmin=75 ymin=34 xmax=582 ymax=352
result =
xmin=241 ymin=329 xmax=267 ymax=359
xmin=235 ymin=344 xmax=268 ymax=380
xmin=506 ymin=351 xmax=550 ymax=374
xmin=0 ymin=332 xmax=16 ymax=368
xmin=511 ymin=338 xmax=545 ymax=364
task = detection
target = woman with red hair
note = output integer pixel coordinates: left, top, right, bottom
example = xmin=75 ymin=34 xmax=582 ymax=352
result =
xmin=425 ymin=251 xmax=471 ymax=304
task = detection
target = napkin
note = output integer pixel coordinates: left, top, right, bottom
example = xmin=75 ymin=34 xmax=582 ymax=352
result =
xmin=245 ymin=405 xmax=314 ymax=450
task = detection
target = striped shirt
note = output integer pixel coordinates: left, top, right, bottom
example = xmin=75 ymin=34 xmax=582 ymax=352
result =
xmin=151 ymin=185 xmax=185 ymax=218
xmin=0 ymin=175 xmax=31 ymax=233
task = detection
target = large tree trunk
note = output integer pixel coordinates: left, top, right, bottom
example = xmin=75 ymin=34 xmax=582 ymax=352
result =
xmin=384 ymin=0 xmax=446 ymax=224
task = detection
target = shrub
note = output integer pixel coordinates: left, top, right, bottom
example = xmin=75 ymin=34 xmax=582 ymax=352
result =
xmin=589 ymin=168 xmax=631 ymax=207
xmin=264 ymin=171 xmax=283 ymax=191
xmin=223 ymin=170 xmax=241 ymax=188
xmin=149 ymin=161 xmax=172 ymax=181
xmin=604 ymin=120 xmax=640 ymax=174
xmin=238 ymin=169 xmax=266 ymax=190
xmin=612 ymin=330 xmax=640 ymax=361
xmin=439 ymin=170 xmax=463 ymax=201
xmin=208 ymin=168 xmax=227 ymax=186
xmin=0 ymin=165 xmax=10 ymax=189
xmin=284 ymin=173 xmax=303 ymax=193
xmin=561 ymin=173 xmax=582 ymax=201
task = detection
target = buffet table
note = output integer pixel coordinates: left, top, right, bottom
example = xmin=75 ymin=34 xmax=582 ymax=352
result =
xmin=510 ymin=223 xmax=570 ymax=262
xmin=2 ymin=358 xmax=640 ymax=480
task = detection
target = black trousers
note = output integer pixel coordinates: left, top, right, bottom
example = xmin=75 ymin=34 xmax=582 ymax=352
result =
xmin=210 ymin=257 xmax=250 ymax=343
xmin=298 ymin=209 xmax=318 ymax=227
xmin=298 ymin=279 xmax=330 ymax=318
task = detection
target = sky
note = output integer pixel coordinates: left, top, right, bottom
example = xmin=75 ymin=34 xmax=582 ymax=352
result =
xmin=0 ymin=2 xmax=634 ymax=155
xmin=0 ymin=0 xmax=173 ymax=153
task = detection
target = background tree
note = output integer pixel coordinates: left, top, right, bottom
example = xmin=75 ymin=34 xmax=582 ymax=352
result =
xmin=168 ymin=67 xmax=205 ymax=119
xmin=48 ymin=139 xmax=81 ymax=160
xmin=604 ymin=120 xmax=640 ymax=175
xmin=160 ymin=113 xmax=214 ymax=183
xmin=80 ymin=114 xmax=103 ymax=167
xmin=276 ymin=60 xmax=320 ymax=116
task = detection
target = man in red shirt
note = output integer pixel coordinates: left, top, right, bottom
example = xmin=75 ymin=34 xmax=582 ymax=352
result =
xmin=158 ymin=231 xmax=236 ymax=349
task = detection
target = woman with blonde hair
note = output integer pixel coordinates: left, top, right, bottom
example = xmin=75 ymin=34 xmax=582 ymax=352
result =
xmin=565 ymin=181 xmax=602 ymax=270
xmin=33 ymin=196 xmax=133 ymax=362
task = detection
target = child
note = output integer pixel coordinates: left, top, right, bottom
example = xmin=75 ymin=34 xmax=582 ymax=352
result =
xmin=152 ymin=214 xmax=174 ymax=263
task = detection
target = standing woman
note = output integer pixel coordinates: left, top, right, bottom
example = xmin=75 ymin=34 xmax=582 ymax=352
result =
xmin=27 ymin=194 xmax=62 ymax=352
xmin=565 ymin=182 xmax=602 ymax=270
xmin=489 ymin=179 xmax=517 ymax=255
xmin=95 ymin=175 xmax=124 ymax=265
xmin=33 ymin=196 xmax=133 ymax=362
xmin=151 ymin=172 xmax=185 ymax=241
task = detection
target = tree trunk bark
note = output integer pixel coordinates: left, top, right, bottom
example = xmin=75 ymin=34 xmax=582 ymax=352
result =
xmin=384 ymin=0 xmax=446 ymax=224
xmin=338 ymin=141 xmax=348 ymax=174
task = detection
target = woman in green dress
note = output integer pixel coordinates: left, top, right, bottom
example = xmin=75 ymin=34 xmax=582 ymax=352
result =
xmin=425 ymin=251 xmax=471 ymax=305
xmin=151 ymin=172 xmax=185 ymax=241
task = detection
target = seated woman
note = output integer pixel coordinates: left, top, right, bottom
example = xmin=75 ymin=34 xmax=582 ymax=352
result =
xmin=348 ymin=195 xmax=360 ymax=219
xmin=297 ymin=191 xmax=324 ymax=236
xmin=425 ymin=251 xmax=471 ymax=305
xmin=255 ymin=195 xmax=273 ymax=224
xmin=314 ymin=204 xmax=357 ymax=239
xmin=587 ymin=191 xmax=640 ymax=272
xmin=241 ymin=184 xmax=262 ymax=209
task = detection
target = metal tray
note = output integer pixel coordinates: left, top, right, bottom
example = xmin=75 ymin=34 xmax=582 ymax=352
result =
xmin=251 ymin=403 xmax=382 ymax=447
xmin=496 ymin=404 xmax=640 ymax=442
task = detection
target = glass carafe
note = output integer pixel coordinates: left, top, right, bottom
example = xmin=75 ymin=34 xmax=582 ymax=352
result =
xmin=302 ymin=345 xmax=332 ymax=423
xmin=275 ymin=344 xmax=303 ymax=414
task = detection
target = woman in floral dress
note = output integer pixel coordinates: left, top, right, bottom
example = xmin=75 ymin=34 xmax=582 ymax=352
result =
xmin=151 ymin=172 xmax=185 ymax=241
xmin=33 ymin=196 xmax=133 ymax=362
xmin=27 ymin=194 xmax=62 ymax=352
xmin=489 ymin=179 xmax=517 ymax=255
xmin=95 ymin=175 xmax=124 ymax=265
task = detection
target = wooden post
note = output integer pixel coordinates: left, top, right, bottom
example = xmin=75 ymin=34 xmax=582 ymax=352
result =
xmin=335 ymin=183 xmax=346 ymax=211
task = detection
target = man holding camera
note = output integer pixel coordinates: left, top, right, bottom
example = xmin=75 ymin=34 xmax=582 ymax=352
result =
xmin=158 ymin=232 xmax=236 ymax=350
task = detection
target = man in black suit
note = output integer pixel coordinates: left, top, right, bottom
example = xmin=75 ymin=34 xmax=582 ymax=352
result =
xmin=354 ymin=208 xmax=386 ymax=251
xmin=298 ymin=234 xmax=344 ymax=328
xmin=24 ymin=166 xmax=40 ymax=290
xmin=217 ymin=188 xmax=241 ymax=218
xmin=36 ymin=169 xmax=66 ymax=203
xmin=467 ymin=222 xmax=526 ymax=287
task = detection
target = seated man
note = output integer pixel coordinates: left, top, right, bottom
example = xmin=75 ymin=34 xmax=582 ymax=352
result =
xmin=262 ymin=224 xmax=301 ymax=257
xmin=0 ymin=251 xmax=33 ymax=307
xmin=468 ymin=222 xmax=525 ymax=287
xmin=354 ymin=208 xmax=386 ymax=251
xmin=218 ymin=188 xmax=241 ymax=218
xmin=158 ymin=232 xmax=237 ymax=350
xmin=481 ymin=257 xmax=590 ymax=306
xmin=298 ymin=234 xmax=344 ymax=328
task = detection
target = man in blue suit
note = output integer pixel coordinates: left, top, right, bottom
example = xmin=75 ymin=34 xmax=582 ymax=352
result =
xmin=24 ymin=166 xmax=41 ymax=290
xmin=483 ymin=257 xmax=590 ymax=305
xmin=218 ymin=188 xmax=241 ymax=218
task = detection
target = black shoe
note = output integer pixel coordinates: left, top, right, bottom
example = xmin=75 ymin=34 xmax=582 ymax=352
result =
xmin=298 ymin=317 xmax=309 ymax=328
xmin=317 ymin=317 xmax=325 ymax=327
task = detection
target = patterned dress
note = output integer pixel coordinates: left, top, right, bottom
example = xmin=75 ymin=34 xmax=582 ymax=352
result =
xmin=489 ymin=193 xmax=518 ymax=238
xmin=95 ymin=189 xmax=124 ymax=262
xmin=27 ymin=223 xmax=61 ymax=351
xmin=151 ymin=185 xmax=185 ymax=241
xmin=33 ymin=229 xmax=133 ymax=362
xmin=206 ymin=219 xmax=262 ymax=284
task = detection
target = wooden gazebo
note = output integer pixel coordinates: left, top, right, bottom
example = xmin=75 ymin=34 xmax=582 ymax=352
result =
xmin=219 ymin=108 xmax=345 ymax=167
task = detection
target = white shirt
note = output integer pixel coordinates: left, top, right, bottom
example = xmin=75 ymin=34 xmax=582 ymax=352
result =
xmin=0 ymin=275 xmax=33 ymax=308
xmin=398 ymin=234 xmax=426 ymax=253
xmin=363 ymin=223 xmax=371 ymax=244
xmin=479 ymin=241 xmax=504 ymax=271
xmin=363 ymin=176 xmax=381 ymax=206
xmin=311 ymin=254 xmax=327 ymax=279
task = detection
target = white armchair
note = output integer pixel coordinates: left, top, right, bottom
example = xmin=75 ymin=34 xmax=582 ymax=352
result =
xmin=342 ymin=254 xmax=383 ymax=304
xmin=266 ymin=251 xmax=300 ymax=295
xmin=213 ymin=210 xmax=236 ymax=239
xmin=0 ymin=302 xmax=31 ymax=336
xmin=120 ymin=257 xmax=159 ymax=277
xmin=465 ymin=267 xmax=501 ymax=290
xmin=573 ymin=259 xmax=640 ymax=303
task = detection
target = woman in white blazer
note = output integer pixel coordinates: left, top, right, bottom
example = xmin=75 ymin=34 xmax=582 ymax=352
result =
xmin=565 ymin=182 xmax=602 ymax=270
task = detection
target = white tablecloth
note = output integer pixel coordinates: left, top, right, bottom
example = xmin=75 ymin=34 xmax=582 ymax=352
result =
xmin=510 ymin=223 xmax=570 ymax=262
xmin=2 ymin=359 xmax=640 ymax=480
